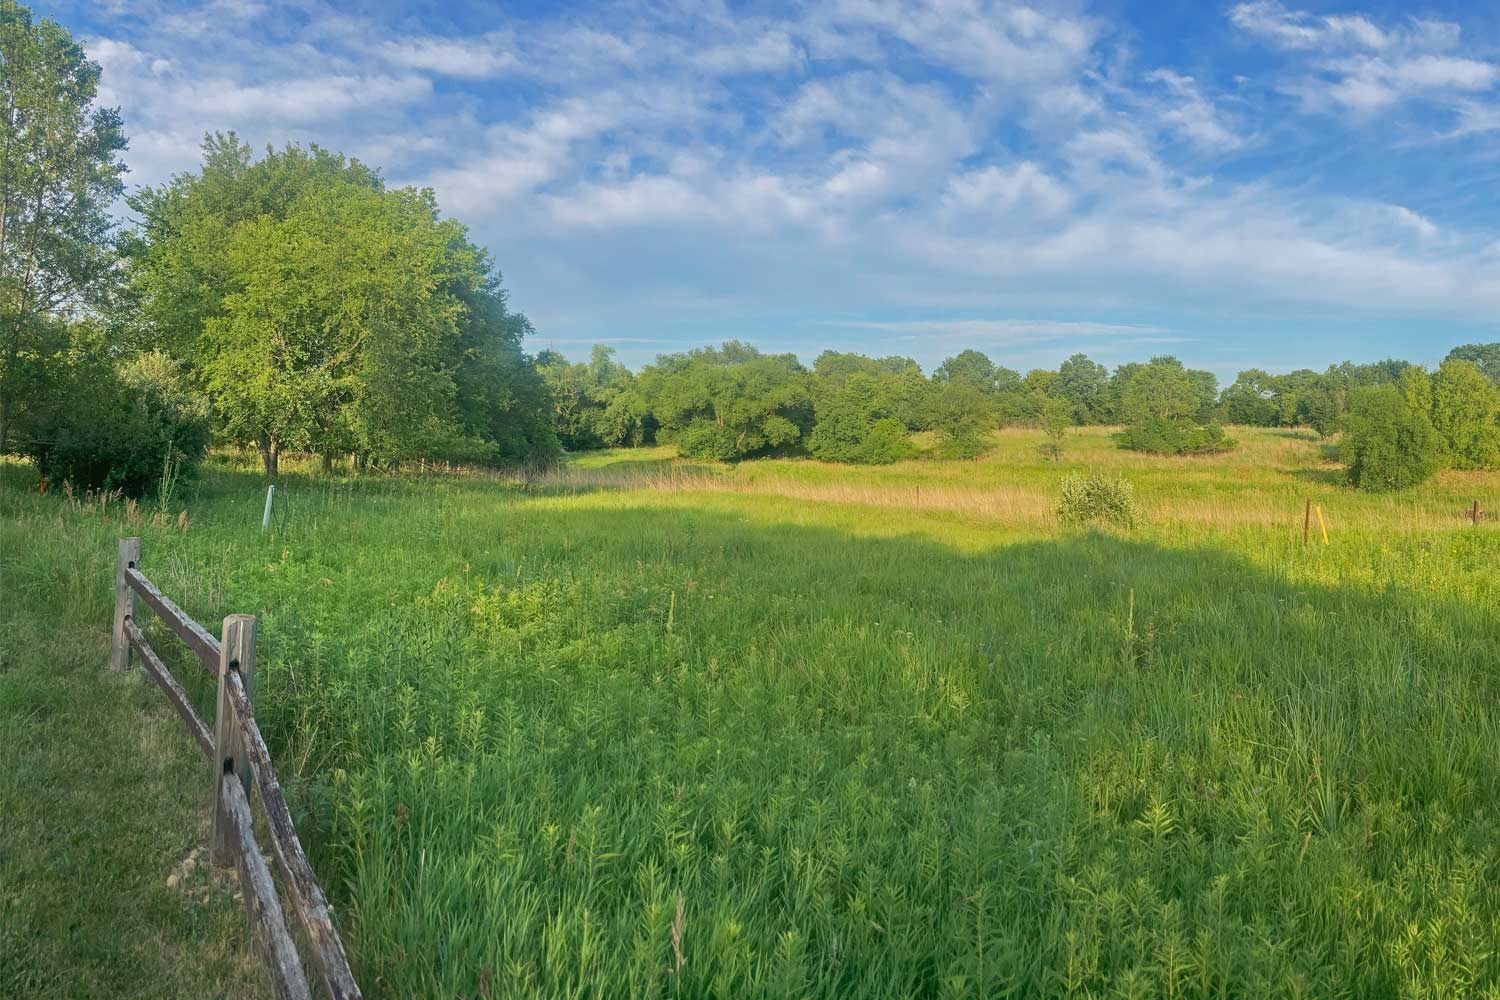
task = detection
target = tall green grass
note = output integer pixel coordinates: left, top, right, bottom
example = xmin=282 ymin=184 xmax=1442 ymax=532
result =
xmin=3 ymin=427 xmax=1498 ymax=997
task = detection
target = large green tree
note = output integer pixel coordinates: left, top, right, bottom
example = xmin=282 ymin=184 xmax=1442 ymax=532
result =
xmin=0 ymin=1 xmax=127 ymax=452
xmin=1429 ymin=358 xmax=1500 ymax=470
xmin=128 ymin=137 xmax=556 ymax=475
xmin=637 ymin=342 xmax=811 ymax=461
xmin=1057 ymin=353 xmax=1109 ymax=424
xmin=1342 ymin=384 xmax=1442 ymax=491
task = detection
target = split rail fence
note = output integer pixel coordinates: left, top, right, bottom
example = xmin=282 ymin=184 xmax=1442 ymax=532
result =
xmin=110 ymin=536 xmax=362 ymax=1000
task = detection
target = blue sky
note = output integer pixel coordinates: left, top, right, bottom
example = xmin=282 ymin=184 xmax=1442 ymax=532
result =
xmin=40 ymin=0 xmax=1500 ymax=381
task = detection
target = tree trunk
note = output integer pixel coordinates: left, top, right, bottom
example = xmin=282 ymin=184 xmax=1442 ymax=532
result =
xmin=321 ymin=452 xmax=334 ymax=475
xmin=258 ymin=438 xmax=280 ymax=479
xmin=0 ymin=393 xmax=9 ymax=456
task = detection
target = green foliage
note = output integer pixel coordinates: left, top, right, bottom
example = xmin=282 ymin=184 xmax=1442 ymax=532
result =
xmin=1115 ymin=358 xmax=1231 ymax=454
xmin=19 ymin=346 xmax=210 ymax=496
xmin=638 ymin=342 xmax=812 ymax=461
xmin=1428 ymin=359 xmax=1500 ymax=470
xmin=1341 ymin=385 xmax=1442 ymax=491
xmin=0 ymin=1 xmax=128 ymax=452
xmin=1220 ymin=369 xmax=1279 ymax=426
xmin=127 ymin=136 xmax=557 ymax=475
xmin=1057 ymin=353 xmax=1110 ymax=424
xmin=1446 ymin=342 xmax=1500 ymax=385
xmin=1056 ymin=470 xmax=1140 ymax=528
xmin=1116 ymin=418 xmax=1235 ymax=455
xmin=927 ymin=377 xmax=994 ymax=458
xmin=809 ymin=370 xmax=916 ymax=464
xmin=537 ymin=346 xmax=641 ymax=450
xmin=1298 ymin=387 xmax=1340 ymax=438
xmin=1038 ymin=394 xmax=1071 ymax=461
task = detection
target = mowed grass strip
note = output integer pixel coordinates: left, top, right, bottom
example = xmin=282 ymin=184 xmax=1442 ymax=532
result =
xmin=0 ymin=489 xmax=268 ymax=999
xmin=4 ymin=426 xmax=1499 ymax=998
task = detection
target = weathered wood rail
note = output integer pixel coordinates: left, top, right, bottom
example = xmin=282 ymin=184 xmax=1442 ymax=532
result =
xmin=111 ymin=537 xmax=362 ymax=1000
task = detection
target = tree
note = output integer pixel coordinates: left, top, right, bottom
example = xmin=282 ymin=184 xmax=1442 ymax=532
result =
xmin=928 ymin=377 xmax=994 ymax=458
xmin=20 ymin=338 xmax=210 ymax=495
xmin=1057 ymin=353 xmax=1109 ymax=424
xmin=1116 ymin=356 xmax=1232 ymax=455
xmin=933 ymin=349 xmax=997 ymax=391
xmin=808 ymin=370 xmax=915 ymax=464
xmin=1429 ymin=359 xmax=1500 ymax=470
xmin=1446 ymin=343 xmax=1500 ymax=385
xmin=0 ymin=2 xmax=128 ymax=452
xmin=1220 ymin=369 xmax=1279 ymax=425
xmin=1298 ymin=387 xmax=1340 ymax=439
xmin=537 ymin=345 xmax=641 ymax=450
xmin=1038 ymin=394 xmax=1071 ymax=461
xmin=1342 ymin=385 xmax=1442 ymax=491
xmin=199 ymin=182 xmax=473 ymax=475
xmin=637 ymin=342 xmax=812 ymax=461
xmin=129 ymin=137 xmax=557 ymax=475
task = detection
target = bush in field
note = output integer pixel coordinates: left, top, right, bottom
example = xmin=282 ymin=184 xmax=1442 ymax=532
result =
xmin=22 ymin=349 xmax=211 ymax=496
xmin=1341 ymin=385 xmax=1442 ymax=491
xmin=1115 ymin=356 xmax=1233 ymax=455
xmin=1057 ymin=471 xmax=1141 ymax=529
xmin=1116 ymin=417 xmax=1235 ymax=456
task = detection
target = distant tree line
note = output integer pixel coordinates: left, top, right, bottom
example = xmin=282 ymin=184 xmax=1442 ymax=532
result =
xmin=537 ymin=341 xmax=1500 ymax=490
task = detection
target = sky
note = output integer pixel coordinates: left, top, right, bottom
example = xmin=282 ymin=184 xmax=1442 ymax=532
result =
xmin=38 ymin=0 xmax=1500 ymax=381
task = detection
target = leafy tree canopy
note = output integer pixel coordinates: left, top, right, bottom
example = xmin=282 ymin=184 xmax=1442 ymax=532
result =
xmin=0 ymin=0 xmax=128 ymax=452
xmin=637 ymin=342 xmax=812 ymax=461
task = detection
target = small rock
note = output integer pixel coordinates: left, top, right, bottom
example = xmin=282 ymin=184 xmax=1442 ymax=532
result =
xmin=167 ymin=874 xmax=180 ymax=890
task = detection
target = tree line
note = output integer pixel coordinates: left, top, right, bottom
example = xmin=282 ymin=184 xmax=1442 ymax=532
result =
xmin=3 ymin=3 xmax=1496 ymax=498
xmin=539 ymin=341 xmax=1500 ymax=488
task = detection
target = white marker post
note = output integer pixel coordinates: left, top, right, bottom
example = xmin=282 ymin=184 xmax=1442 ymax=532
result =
xmin=262 ymin=484 xmax=276 ymax=532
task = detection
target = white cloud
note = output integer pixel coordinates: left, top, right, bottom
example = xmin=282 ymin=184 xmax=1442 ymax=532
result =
xmin=1144 ymin=69 xmax=1245 ymax=152
xmin=1233 ymin=3 xmax=1500 ymax=118
xmin=378 ymin=34 xmax=518 ymax=79
xmin=942 ymin=163 xmax=1072 ymax=219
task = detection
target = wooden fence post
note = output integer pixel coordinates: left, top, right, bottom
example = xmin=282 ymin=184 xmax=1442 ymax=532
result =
xmin=211 ymin=614 xmax=257 ymax=866
xmin=1474 ymin=500 xmax=1482 ymax=526
xmin=1302 ymin=498 xmax=1311 ymax=547
xmin=111 ymin=537 xmax=141 ymax=671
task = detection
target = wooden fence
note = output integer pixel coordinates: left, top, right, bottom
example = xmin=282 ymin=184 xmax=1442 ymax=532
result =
xmin=111 ymin=536 xmax=362 ymax=1000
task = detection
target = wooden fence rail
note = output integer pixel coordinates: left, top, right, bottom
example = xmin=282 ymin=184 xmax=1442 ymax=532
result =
xmin=110 ymin=536 xmax=362 ymax=1000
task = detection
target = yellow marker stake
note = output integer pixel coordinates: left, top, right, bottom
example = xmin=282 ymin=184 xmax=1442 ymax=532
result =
xmin=1315 ymin=505 xmax=1329 ymax=545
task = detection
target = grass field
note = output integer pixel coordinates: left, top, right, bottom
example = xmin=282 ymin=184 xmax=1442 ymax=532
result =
xmin=4 ymin=426 xmax=1499 ymax=998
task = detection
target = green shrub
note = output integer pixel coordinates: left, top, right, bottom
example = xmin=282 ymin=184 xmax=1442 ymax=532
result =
xmin=1116 ymin=418 xmax=1235 ymax=456
xmin=1057 ymin=471 xmax=1141 ymax=529
xmin=21 ymin=350 xmax=211 ymax=496
xmin=1341 ymin=385 xmax=1442 ymax=491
